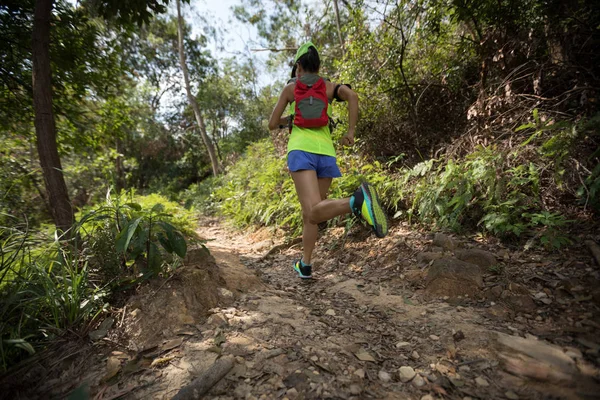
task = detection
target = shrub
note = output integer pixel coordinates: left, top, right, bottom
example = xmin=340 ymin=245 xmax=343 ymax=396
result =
xmin=0 ymin=190 xmax=196 ymax=371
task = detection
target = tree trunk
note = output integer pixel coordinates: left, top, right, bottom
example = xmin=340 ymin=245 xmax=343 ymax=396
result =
xmin=176 ymin=0 xmax=219 ymax=176
xmin=333 ymin=0 xmax=345 ymax=54
xmin=32 ymin=0 xmax=74 ymax=234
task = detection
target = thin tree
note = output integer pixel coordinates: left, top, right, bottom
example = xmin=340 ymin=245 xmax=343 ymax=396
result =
xmin=176 ymin=0 xmax=219 ymax=176
xmin=333 ymin=0 xmax=345 ymax=54
xmin=32 ymin=0 xmax=74 ymax=234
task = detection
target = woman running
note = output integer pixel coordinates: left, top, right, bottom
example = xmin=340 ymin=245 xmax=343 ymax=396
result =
xmin=268 ymin=41 xmax=388 ymax=279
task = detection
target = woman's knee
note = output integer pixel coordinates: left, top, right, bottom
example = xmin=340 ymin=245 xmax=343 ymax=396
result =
xmin=302 ymin=207 xmax=319 ymax=225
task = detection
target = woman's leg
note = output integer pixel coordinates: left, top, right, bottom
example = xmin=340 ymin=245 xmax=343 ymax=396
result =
xmin=291 ymin=171 xmax=352 ymax=264
xmin=318 ymin=177 xmax=332 ymax=200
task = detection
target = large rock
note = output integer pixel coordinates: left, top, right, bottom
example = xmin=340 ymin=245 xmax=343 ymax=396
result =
xmin=426 ymin=258 xmax=483 ymax=297
xmin=495 ymin=332 xmax=585 ymax=383
xmin=433 ymin=233 xmax=456 ymax=251
xmin=500 ymin=283 xmax=536 ymax=312
xmin=455 ymin=249 xmax=497 ymax=270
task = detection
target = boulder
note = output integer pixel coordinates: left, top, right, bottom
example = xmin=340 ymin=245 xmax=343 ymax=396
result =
xmin=455 ymin=249 xmax=497 ymax=270
xmin=426 ymin=258 xmax=483 ymax=297
xmin=433 ymin=233 xmax=456 ymax=251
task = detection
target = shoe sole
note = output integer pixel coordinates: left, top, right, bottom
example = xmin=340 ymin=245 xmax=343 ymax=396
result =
xmin=362 ymin=182 xmax=388 ymax=238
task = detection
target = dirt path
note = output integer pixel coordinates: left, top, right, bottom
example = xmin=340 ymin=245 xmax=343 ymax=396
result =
xmin=4 ymin=218 xmax=599 ymax=400
xmin=115 ymin=217 xmax=598 ymax=400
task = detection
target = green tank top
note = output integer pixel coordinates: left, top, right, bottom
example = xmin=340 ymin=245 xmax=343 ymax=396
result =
xmin=286 ymin=74 xmax=336 ymax=158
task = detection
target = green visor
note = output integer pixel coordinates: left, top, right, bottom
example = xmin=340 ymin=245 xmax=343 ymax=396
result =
xmin=294 ymin=41 xmax=317 ymax=63
xmin=291 ymin=41 xmax=317 ymax=77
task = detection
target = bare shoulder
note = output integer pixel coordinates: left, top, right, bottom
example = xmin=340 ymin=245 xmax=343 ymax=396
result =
xmin=283 ymin=82 xmax=295 ymax=101
xmin=325 ymin=79 xmax=337 ymax=89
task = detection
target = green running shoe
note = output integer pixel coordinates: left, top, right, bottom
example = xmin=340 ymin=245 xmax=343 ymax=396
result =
xmin=293 ymin=259 xmax=312 ymax=279
xmin=350 ymin=182 xmax=389 ymax=238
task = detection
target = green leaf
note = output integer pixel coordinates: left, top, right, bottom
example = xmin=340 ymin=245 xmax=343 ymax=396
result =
xmin=151 ymin=203 xmax=165 ymax=213
xmin=130 ymin=227 xmax=148 ymax=260
xmin=4 ymin=339 xmax=35 ymax=355
xmin=116 ymin=217 xmax=142 ymax=253
xmin=157 ymin=232 xmax=173 ymax=253
xmin=515 ymin=122 xmax=535 ymax=132
xmin=157 ymin=221 xmax=176 ymax=235
xmin=167 ymin=230 xmax=187 ymax=258
xmin=124 ymin=202 xmax=142 ymax=211
xmin=148 ymin=242 xmax=161 ymax=272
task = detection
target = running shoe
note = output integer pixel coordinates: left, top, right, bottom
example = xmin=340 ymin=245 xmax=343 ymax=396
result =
xmin=350 ymin=182 xmax=389 ymax=238
xmin=293 ymin=259 xmax=312 ymax=279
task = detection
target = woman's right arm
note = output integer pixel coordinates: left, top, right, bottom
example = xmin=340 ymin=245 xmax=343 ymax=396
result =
xmin=268 ymin=85 xmax=293 ymax=130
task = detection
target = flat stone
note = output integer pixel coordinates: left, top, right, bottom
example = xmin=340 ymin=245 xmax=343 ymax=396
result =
xmin=430 ymin=335 xmax=440 ymax=341
xmin=411 ymin=350 xmax=420 ymax=360
xmin=396 ymin=341 xmax=411 ymax=348
xmin=325 ymin=309 xmax=336 ymax=316
xmin=207 ymin=313 xmax=228 ymax=327
xmin=399 ymin=366 xmax=416 ymax=382
xmin=354 ymin=368 xmax=365 ymax=379
xmin=496 ymin=332 xmax=576 ymax=374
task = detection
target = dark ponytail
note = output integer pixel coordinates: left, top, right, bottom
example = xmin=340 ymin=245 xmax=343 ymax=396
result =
xmin=296 ymin=46 xmax=320 ymax=73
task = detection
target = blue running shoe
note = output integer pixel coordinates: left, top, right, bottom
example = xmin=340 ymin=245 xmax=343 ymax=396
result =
xmin=293 ymin=259 xmax=312 ymax=279
xmin=350 ymin=182 xmax=389 ymax=238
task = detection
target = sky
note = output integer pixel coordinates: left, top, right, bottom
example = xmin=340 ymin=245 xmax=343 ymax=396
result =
xmin=65 ymin=0 xmax=276 ymax=82
xmin=182 ymin=0 xmax=276 ymax=87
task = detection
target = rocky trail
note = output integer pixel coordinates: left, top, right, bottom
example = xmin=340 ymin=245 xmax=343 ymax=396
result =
xmin=3 ymin=218 xmax=600 ymax=400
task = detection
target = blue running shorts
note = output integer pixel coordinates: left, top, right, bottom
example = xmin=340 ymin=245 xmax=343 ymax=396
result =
xmin=287 ymin=150 xmax=342 ymax=178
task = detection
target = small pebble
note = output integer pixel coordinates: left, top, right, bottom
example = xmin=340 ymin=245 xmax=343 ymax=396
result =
xmin=505 ymin=391 xmax=519 ymax=400
xmin=475 ymin=376 xmax=489 ymax=387
xmin=412 ymin=374 xmax=426 ymax=387
xmin=378 ymin=370 xmax=392 ymax=383
xmin=430 ymin=334 xmax=440 ymax=341
xmin=399 ymin=366 xmax=416 ymax=382
xmin=354 ymin=368 xmax=365 ymax=379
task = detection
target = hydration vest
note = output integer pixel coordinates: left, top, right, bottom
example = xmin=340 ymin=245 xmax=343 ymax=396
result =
xmin=292 ymin=74 xmax=329 ymax=128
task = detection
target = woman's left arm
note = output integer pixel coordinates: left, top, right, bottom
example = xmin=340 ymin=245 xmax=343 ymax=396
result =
xmin=336 ymin=84 xmax=359 ymax=146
